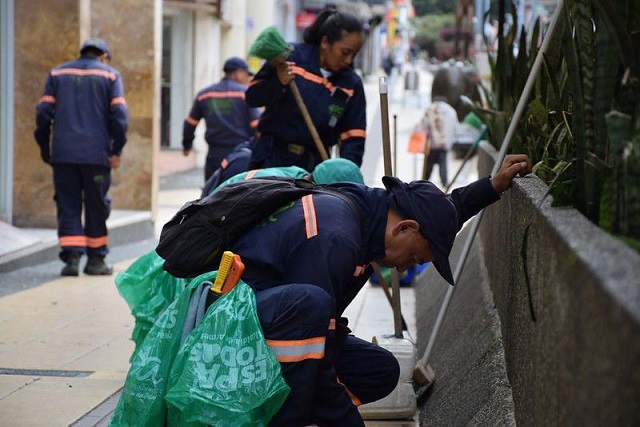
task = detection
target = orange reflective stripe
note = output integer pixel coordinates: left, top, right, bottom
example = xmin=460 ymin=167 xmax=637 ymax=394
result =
xmin=353 ymin=264 xmax=368 ymax=277
xmin=51 ymin=68 xmax=116 ymax=80
xmin=328 ymin=318 xmax=336 ymax=331
xmin=340 ymin=129 xmax=367 ymax=141
xmin=39 ymin=95 xmax=56 ymax=104
xmin=220 ymin=158 xmax=229 ymax=169
xmin=59 ymin=236 xmax=86 ymax=247
xmin=301 ymin=195 xmax=318 ymax=239
xmin=250 ymin=119 xmax=259 ymax=128
xmin=245 ymin=170 xmax=258 ymax=179
xmin=185 ymin=116 xmax=198 ymax=126
xmin=266 ymin=336 xmax=325 ymax=362
xmin=110 ymin=97 xmax=126 ymax=106
xmin=86 ymin=236 xmax=108 ymax=248
xmin=336 ymin=377 xmax=362 ymax=406
xmin=197 ymin=91 xmax=245 ymax=101
xmin=291 ymin=65 xmax=324 ymax=84
xmin=290 ymin=65 xmax=354 ymax=98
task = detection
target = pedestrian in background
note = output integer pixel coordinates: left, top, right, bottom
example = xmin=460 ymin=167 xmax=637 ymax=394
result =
xmin=424 ymin=96 xmax=458 ymax=186
xmin=182 ymin=57 xmax=261 ymax=182
xmin=34 ymin=38 xmax=129 ymax=276
xmin=246 ymin=8 xmax=367 ymax=172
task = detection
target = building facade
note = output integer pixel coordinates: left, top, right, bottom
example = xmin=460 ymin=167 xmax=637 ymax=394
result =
xmin=0 ymin=0 xmax=383 ymax=230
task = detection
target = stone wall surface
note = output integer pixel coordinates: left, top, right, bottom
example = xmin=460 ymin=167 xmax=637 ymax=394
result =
xmin=415 ymin=226 xmax=516 ymax=426
xmin=90 ymin=0 xmax=158 ymax=212
xmin=13 ymin=0 xmax=79 ymax=227
xmin=477 ymin=142 xmax=640 ymax=426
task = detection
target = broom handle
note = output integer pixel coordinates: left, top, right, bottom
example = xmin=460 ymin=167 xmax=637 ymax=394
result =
xmin=289 ymin=81 xmax=330 ymax=161
xmin=379 ymin=76 xmax=404 ymax=338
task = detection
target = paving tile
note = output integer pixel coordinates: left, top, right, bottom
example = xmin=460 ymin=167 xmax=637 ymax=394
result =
xmin=0 ymin=376 xmax=122 ymax=426
xmin=0 ymin=375 xmax=38 ymax=399
xmin=65 ymin=336 xmax=133 ymax=373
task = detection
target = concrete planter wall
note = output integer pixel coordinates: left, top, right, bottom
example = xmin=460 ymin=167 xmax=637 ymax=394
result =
xmin=477 ymin=142 xmax=640 ymax=425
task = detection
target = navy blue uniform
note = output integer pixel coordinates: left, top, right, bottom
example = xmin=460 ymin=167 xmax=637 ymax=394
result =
xmin=246 ymin=43 xmax=366 ymax=171
xmin=182 ymin=78 xmax=261 ymax=180
xmin=35 ymin=55 xmax=128 ymax=261
xmin=230 ymin=176 xmax=499 ymax=425
xmin=200 ymin=141 xmax=254 ymax=197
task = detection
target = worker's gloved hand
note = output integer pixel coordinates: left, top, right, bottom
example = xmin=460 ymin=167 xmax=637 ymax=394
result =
xmin=40 ymin=148 xmax=51 ymax=164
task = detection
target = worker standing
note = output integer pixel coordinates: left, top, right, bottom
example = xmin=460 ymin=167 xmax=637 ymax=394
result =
xmin=246 ymin=9 xmax=367 ymax=171
xmin=182 ymin=57 xmax=261 ymax=182
xmin=34 ymin=38 xmax=129 ymax=276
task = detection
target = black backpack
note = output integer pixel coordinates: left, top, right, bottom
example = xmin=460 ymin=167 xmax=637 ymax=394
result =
xmin=156 ymin=176 xmax=358 ymax=278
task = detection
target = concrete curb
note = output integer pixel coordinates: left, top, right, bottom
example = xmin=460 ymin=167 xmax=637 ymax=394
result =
xmin=0 ymin=210 xmax=154 ymax=273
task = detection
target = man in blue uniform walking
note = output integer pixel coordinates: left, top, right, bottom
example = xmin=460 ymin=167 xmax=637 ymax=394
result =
xmin=182 ymin=57 xmax=261 ymax=182
xmin=35 ymin=38 xmax=129 ymax=277
xmin=226 ymin=154 xmax=532 ymax=425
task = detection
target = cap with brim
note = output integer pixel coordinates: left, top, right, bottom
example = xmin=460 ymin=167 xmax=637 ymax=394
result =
xmin=223 ymin=57 xmax=254 ymax=75
xmin=80 ymin=38 xmax=111 ymax=59
xmin=383 ymin=176 xmax=458 ymax=285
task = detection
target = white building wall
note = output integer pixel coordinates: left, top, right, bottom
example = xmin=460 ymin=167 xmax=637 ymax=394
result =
xmin=276 ymin=0 xmax=297 ymax=42
xmin=191 ymin=11 xmax=222 ymax=168
xmin=221 ymin=0 xmax=248 ymax=60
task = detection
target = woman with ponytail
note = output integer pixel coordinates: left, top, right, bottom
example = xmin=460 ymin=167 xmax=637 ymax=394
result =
xmin=246 ymin=9 xmax=367 ymax=172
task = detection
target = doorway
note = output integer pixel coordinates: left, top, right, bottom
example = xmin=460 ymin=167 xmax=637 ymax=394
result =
xmin=161 ymin=9 xmax=194 ymax=149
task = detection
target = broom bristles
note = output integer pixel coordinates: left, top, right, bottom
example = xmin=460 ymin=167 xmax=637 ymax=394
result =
xmin=248 ymin=26 xmax=292 ymax=63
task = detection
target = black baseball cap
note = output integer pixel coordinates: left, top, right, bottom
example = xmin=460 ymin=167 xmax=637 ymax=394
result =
xmin=383 ymin=176 xmax=459 ymax=285
xmin=80 ymin=38 xmax=111 ymax=59
xmin=223 ymin=57 xmax=253 ymax=75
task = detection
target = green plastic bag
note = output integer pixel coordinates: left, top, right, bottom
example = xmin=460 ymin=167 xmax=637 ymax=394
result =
xmin=165 ymin=281 xmax=290 ymax=426
xmin=110 ymin=272 xmax=216 ymax=427
xmin=115 ymin=250 xmax=187 ymax=354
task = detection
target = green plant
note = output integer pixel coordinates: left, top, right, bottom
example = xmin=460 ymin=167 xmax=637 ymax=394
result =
xmin=477 ymin=0 xmax=640 ymax=247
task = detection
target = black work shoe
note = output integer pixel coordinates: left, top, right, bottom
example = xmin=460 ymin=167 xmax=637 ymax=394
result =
xmin=84 ymin=256 xmax=113 ymax=276
xmin=61 ymin=253 xmax=80 ymax=277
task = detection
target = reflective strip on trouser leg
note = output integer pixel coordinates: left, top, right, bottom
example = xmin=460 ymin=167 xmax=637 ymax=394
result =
xmin=54 ymin=165 xmax=86 ymax=257
xmin=255 ymin=284 xmax=332 ymax=426
xmin=266 ymin=337 xmax=325 ymax=363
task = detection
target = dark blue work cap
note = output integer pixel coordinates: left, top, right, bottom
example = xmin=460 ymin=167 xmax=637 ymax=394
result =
xmin=223 ymin=57 xmax=253 ymax=75
xmin=80 ymin=38 xmax=111 ymax=59
xmin=383 ymin=176 xmax=458 ymax=285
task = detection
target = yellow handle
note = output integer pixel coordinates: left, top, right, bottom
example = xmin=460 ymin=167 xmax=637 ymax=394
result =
xmin=212 ymin=251 xmax=234 ymax=294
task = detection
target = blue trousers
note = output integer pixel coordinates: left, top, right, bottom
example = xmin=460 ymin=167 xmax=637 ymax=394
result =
xmin=53 ymin=164 xmax=111 ymax=262
xmin=205 ymin=144 xmax=238 ymax=181
xmin=255 ymin=284 xmax=400 ymax=426
xmin=425 ymin=148 xmax=448 ymax=186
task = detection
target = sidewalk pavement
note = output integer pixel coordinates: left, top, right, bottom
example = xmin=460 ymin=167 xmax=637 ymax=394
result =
xmin=0 ymin=64 xmax=474 ymax=426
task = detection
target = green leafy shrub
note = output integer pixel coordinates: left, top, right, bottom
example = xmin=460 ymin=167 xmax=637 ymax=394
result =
xmin=477 ymin=0 xmax=640 ymax=248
